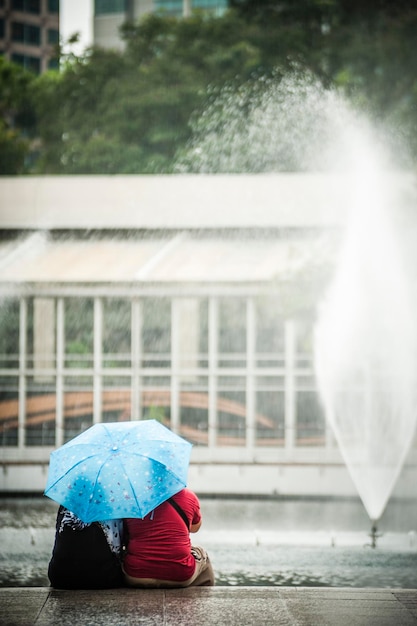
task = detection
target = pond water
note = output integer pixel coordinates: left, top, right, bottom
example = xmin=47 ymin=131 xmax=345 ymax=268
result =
xmin=1 ymin=496 xmax=417 ymax=588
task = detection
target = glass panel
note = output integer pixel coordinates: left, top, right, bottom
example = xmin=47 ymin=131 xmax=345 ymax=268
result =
xmin=48 ymin=57 xmax=59 ymax=70
xmin=255 ymin=376 xmax=285 ymax=446
xmin=218 ymin=298 xmax=246 ymax=368
xmin=11 ymin=22 xmax=24 ymax=42
xmin=102 ymin=298 xmax=131 ymax=368
xmin=94 ymin=0 xmax=126 ymax=15
xmin=155 ymin=0 xmax=183 ymax=15
xmin=26 ymin=24 xmax=40 ymax=44
xmin=11 ymin=53 xmax=40 ymax=73
xmin=179 ymin=376 xmax=208 ymax=446
xmin=11 ymin=22 xmax=40 ymax=43
xmin=296 ymin=391 xmax=326 ymax=446
xmin=102 ymin=376 xmax=131 ymax=422
xmin=63 ymin=376 xmax=93 ymax=442
xmin=140 ymin=378 xmax=171 ymax=425
xmin=297 ymin=375 xmax=317 ymax=388
xmin=142 ymin=298 xmax=171 ymax=368
xmin=48 ymin=0 xmax=59 ymax=11
xmin=155 ymin=0 xmax=226 ymax=15
xmin=27 ymin=0 xmax=40 ymax=13
xmin=193 ymin=0 xmax=227 ymax=12
xmin=25 ymin=376 xmax=55 ymax=446
xmin=296 ymin=318 xmax=314 ymax=368
xmin=255 ymin=297 xmax=285 ymax=368
xmin=217 ymin=376 xmax=246 ymax=446
xmin=64 ymin=298 xmax=94 ymax=369
xmin=0 ymin=376 xmax=18 ymax=446
xmin=0 ymin=298 xmax=19 ymax=369
xmin=47 ymin=29 xmax=59 ymax=44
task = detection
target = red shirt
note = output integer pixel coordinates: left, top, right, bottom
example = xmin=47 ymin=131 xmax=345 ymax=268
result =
xmin=123 ymin=488 xmax=202 ymax=582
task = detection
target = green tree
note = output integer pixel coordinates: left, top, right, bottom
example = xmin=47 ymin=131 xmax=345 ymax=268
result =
xmin=0 ymin=58 xmax=37 ymax=174
xmin=6 ymin=3 xmax=417 ymax=173
xmin=32 ymin=12 xmax=263 ymax=174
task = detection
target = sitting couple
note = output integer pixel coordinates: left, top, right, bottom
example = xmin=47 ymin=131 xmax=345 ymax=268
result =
xmin=48 ymin=488 xmax=214 ymax=589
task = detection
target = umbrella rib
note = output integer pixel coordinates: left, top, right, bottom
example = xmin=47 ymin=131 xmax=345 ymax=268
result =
xmin=45 ymin=421 xmax=192 ymax=521
xmin=45 ymin=453 xmax=102 ymax=492
xmin=116 ymin=456 xmax=144 ymax=518
xmin=84 ymin=460 xmax=108 ymax=522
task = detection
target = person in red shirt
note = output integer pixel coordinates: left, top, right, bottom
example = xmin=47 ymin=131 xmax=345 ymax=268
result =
xmin=123 ymin=488 xmax=214 ymax=588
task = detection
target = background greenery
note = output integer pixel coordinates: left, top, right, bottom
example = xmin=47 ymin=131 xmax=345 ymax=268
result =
xmin=1 ymin=0 xmax=417 ymax=174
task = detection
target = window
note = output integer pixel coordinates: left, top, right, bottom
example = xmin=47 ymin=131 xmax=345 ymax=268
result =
xmin=0 ymin=375 xmax=19 ymax=446
xmin=11 ymin=22 xmax=24 ymax=42
xmin=255 ymin=297 xmax=285 ymax=368
xmin=192 ymin=0 xmax=227 ymax=14
xmin=64 ymin=298 xmax=94 ymax=369
xmin=25 ymin=376 xmax=56 ymax=446
xmin=0 ymin=298 xmax=19 ymax=446
xmin=102 ymin=376 xmax=131 ymax=422
xmin=140 ymin=376 xmax=171 ymax=424
xmin=0 ymin=19 xmax=4 ymax=39
xmin=179 ymin=375 xmax=209 ymax=446
xmin=26 ymin=55 xmax=40 ymax=73
xmin=142 ymin=298 xmax=171 ymax=368
xmin=48 ymin=0 xmax=59 ymax=12
xmin=296 ymin=391 xmax=326 ymax=446
xmin=48 ymin=56 xmax=59 ymax=70
xmin=155 ymin=0 xmax=227 ymax=15
xmin=218 ymin=297 xmax=246 ymax=368
xmin=28 ymin=0 xmax=40 ymax=12
xmin=154 ymin=0 xmax=183 ymax=16
xmin=47 ymin=29 xmax=59 ymax=45
xmin=102 ymin=298 xmax=131 ymax=368
xmin=27 ymin=24 xmax=40 ymax=45
xmin=0 ymin=298 xmax=19 ymax=370
xmin=11 ymin=53 xmax=41 ymax=73
xmin=12 ymin=0 xmax=40 ymax=12
xmin=255 ymin=377 xmax=285 ymax=446
xmin=63 ymin=375 xmax=93 ymax=442
xmin=94 ymin=0 xmax=126 ymax=15
xmin=217 ymin=376 xmax=246 ymax=446
xmin=11 ymin=22 xmax=40 ymax=46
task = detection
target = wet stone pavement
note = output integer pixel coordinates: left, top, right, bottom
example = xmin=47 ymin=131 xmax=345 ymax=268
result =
xmin=1 ymin=587 xmax=417 ymax=626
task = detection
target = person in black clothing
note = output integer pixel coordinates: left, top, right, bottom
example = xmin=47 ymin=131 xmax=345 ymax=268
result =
xmin=48 ymin=506 xmax=124 ymax=589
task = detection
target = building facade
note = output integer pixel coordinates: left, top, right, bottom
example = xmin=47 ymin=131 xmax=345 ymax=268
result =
xmin=0 ymin=174 xmax=416 ymax=498
xmin=0 ymin=0 xmax=59 ymax=73
xmin=94 ymin=0 xmax=227 ymax=50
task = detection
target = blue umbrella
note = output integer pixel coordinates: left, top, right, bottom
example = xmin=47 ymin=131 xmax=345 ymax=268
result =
xmin=44 ymin=419 xmax=192 ymax=523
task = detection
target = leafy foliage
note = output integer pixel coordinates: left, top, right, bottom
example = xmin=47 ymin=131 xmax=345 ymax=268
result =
xmin=1 ymin=2 xmax=417 ymax=174
xmin=0 ymin=58 xmax=36 ymax=174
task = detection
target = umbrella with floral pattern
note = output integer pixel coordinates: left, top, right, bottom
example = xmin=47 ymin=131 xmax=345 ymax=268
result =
xmin=44 ymin=419 xmax=192 ymax=523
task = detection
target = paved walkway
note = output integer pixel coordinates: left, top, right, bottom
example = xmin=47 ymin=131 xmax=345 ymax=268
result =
xmin=1 ymin=587 xmax=417 ymax=626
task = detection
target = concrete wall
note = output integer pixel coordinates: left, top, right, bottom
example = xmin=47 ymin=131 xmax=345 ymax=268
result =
xmin=2 ymin=459 xmax=416 ymax=502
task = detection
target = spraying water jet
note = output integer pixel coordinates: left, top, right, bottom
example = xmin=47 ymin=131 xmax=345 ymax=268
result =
xmin=314 ymin=146 xmax=417 ymax=536
xmin=178 ymin=69 xmax=417 ymax=533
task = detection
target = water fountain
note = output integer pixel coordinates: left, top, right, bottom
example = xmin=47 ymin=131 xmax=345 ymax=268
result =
xmin=177 ymin=69 xmax=417 ymax=541
xmin=314 ymin=142 xmax=417 ymax=544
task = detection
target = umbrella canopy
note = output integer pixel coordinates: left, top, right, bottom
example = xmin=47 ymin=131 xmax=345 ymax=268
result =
xmin=44 ymin=419 xmax=192 ymax=523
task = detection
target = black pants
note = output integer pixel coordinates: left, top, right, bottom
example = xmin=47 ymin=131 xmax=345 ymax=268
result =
xmin=48 ymin=511 xmax=124 ymax=589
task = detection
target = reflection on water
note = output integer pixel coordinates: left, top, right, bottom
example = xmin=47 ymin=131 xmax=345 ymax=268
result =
xmin=1 ymin=497 xmax=417 ymax=588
